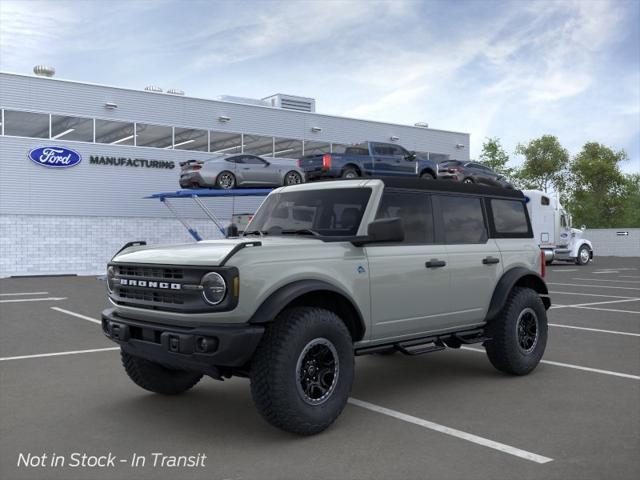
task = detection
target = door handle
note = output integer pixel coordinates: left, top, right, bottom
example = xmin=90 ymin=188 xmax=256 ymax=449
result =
xmin=425 ymin=259 xmax=446 ymax=268
xmin=482 ymin=256 xmax=500 ymax=265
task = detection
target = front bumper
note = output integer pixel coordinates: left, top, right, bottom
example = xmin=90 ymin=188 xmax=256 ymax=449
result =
xmin=101 ymin=308 xmax=264 ymax=375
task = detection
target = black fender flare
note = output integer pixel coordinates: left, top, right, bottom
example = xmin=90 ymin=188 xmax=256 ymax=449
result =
xmin=485 ymin=267 xmax=550 ymax=321
xmin=248 ymin=280 xmax=366 ymax=339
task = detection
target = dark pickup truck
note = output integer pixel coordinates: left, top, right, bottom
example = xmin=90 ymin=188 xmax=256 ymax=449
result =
xmin=298 ymin=141 xmax=438 ymax=181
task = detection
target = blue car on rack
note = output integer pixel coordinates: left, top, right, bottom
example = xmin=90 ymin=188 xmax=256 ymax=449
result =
xmin=298 ymin=141 xmax=438 ymax=181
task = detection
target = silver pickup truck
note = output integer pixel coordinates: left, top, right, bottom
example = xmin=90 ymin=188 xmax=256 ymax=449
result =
xmin=102 ymin=178 xmax=550 ymax=435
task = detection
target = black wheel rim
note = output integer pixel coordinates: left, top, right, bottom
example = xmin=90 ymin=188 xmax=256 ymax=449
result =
xmin=286 ymin=172 xmax=301 ymax=185
xmin=295 ymin=338 xmax=339 ymax=405
xmin=516 ymin=307 xmax=539 ymax=354
xmin=344 ymin=171 xmax=357 ymax=179
xmin=218 ymin=173 xmax=234 ymax=189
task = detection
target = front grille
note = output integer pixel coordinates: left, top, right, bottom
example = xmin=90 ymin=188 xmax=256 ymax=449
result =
xmin=119 ymin=287 xmax=184 ymax=305
xmin=116 ymin=265 xmax=183 ymax=280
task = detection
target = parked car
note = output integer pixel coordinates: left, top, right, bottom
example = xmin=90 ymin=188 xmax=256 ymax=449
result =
xmin=298 ymin=141 xmax=438 ymax=181
xmin=437 ymin=160 xmax=513 ymax=188
xmin=179 ymin=154 xmax=304 ymax=189
xmin=103 ymin=177 xmax=549 ymax=435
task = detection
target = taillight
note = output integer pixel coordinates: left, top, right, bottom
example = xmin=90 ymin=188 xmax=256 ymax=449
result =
xmin=297 ymin=159 xmax=301 ymax=167
xmin=192 ymin=165 xmax=202 ymax=170
xmin=322 ymin=154 xmax=332 ymax=170
xmin=448 ymin=167 xmax=461 ymax=173
xmin=540 ymin=250 xmax=546 ymax=278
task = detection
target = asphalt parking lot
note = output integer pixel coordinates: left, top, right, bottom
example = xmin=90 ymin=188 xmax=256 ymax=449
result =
xmin=1 ymin=256 xmax=639 ymax=480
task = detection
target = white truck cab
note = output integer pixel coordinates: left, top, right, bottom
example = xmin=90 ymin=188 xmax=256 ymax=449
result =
xmin=523 ymin=190 xmax=593 ymax=265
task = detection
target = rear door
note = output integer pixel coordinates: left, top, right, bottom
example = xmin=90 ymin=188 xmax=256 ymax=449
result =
xmin=366 ymin=189 xmax=451 ymax=342
xmin=371 ymin=143 xmax=397 ymax=176
xmin=434 ymin=194 xmax=503 ymax=325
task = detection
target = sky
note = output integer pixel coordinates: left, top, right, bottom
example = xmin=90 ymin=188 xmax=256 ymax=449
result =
xmin=1 ymin=0 xmax=639 ymax=173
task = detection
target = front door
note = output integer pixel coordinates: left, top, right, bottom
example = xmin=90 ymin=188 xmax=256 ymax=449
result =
xmin=366 ymin=189 xmax=452 ymax=342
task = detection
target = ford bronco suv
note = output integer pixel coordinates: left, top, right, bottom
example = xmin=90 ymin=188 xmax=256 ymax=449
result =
xmin=102 ymin=178 xmax=550 ymax=435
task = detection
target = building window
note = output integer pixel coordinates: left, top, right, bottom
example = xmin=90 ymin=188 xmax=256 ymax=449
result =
xmin=135 ymin=123 xmax=173 ymax=148
xmin=243 ymin=134 xmax=274 ymax=156
xmin=95 ymin=119 xmax=135 ymax=145
xmin=274 ymin=137 xmax=303 ymax=159
xmin=303 ymin=141 xmax=330 ymax=156
xmin=173 ymin=127 xmax=208 ymax=151
xmin=51 ymin=115 xmax=93 ymax=142
xmin=210 ymin=131 xmax=242 ymax=154
xmin=331 ymin=143 xmax=348 ymax=154
xmin=3 ymin=110 xmax=49 ymax=138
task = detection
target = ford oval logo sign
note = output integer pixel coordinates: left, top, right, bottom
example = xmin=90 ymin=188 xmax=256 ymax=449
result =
xmin=28 ymin=146 xmax=82 ymax=168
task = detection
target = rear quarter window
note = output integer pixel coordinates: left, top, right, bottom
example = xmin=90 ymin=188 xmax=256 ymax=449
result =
xmin=489 ymin=199 xmax=532 ymax=238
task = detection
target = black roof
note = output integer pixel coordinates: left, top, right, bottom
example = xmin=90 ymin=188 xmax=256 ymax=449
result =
xmin=373 ymin=177 xmax=525 ymax=199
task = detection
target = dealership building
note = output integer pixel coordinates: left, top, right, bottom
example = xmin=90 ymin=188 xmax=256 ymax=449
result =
xmin=0 ymin=69 xmax=470 ymax=277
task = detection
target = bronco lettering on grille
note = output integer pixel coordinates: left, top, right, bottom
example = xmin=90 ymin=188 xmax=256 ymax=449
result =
xmin=120 ymin=279 xmax=181 ymax=290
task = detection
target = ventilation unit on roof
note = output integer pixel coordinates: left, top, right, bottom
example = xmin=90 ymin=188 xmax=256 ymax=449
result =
xmin=144 ymin=85 xmax=163 ymax=93
xmin=167 ymin=88 xmax=185 ymax=95
xmin=33 ymin=65 xmax=55 ymax=77
xmin=262 ymin=94 xmax=316 ymax=113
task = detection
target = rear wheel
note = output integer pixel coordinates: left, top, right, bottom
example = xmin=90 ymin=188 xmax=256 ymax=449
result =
xmin=250 ymin=307 xmax=354 ymax=435
xmin=341 ymin=167 xmax=359 ymax=179
xmin=576 ymin=245 xmax=591 ymax=265
xmin=420 ymin=171 xmax=436 ymax=180
xmin=284 ymin=170 xmax=303 ymax=186
xmin=216 ymin=171 xmax=236 ymax=189
xmin=484 ymin=287 xmax=547 ymax=375
xmin=463 ymin=177 xmax=474 ymax=184
xmin=121 ymin=350 xmax=202 ymax=395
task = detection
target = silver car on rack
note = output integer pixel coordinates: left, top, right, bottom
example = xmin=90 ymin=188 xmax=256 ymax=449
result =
xmin=179 ymin=154 xmax=305 ymax=189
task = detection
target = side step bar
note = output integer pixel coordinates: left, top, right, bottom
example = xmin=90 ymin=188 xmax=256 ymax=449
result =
xmin=355 ymin=328 xmax=490 ymax=357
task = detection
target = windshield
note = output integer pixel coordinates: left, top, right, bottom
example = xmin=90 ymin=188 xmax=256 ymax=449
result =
xmin=245 ymin=188 xmax=372 ymax=237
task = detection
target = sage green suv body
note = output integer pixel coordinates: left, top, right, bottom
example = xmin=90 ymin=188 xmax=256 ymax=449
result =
xmin=102 ymin=178 xmax=550 ymax=434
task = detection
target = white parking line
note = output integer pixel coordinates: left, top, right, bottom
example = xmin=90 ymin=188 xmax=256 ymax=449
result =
xmin=547 ymin=282 xmax=640 ymax=291
xmin=592 ymin=271 xmax=619 ymax=274
xmin=348 ymin=398 xmax=553 ymax=464
xmin=550 ymin=269 xmax=579 ymax=272
xmin=0 ymin=297 xmax=67 ymax=303
xmin=461 ymin=347 xmax=640 ymax=380
xmin=0 ymin=291 xmax=49 ymax=296
xmin=570 ymin=306 xmax=640 ymax=315
xmin=549 ymin=323 xmax=640 ymax=337
xmin=550 ymin=298 xmax=640 ymax=309
xmin=51 ymin=307 xmax=101 ymax=325
xmin=620 ymin=275 xmax=640 ymax=279
xmin=0 ymin=347 xmax=119 ymax=362
xmin=549 ymin=291 xmax=635 ymax=299
xmin=572 ymin=278 xmax=640 ymax=284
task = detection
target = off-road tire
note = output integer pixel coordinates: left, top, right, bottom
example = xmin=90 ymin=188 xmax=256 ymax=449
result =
xmin=575 ymin=245 xmax=591 ymax=265
xmin=484 ymin=287 xmax=547 ymax=376
xmin=250 ymin=307 xmax=354 ymax=435
xmin=341 ymin=167 xmax=360 ymax=179
xmin=121 ymin=350 xmax=202 ymax=395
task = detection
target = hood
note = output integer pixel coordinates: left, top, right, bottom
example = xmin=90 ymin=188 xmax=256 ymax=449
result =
xmin=112 ymin=236 xmax=322 ymax=266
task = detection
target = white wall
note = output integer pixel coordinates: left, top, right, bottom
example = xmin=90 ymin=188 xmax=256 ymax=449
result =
xmin=586 ymin=228 xmax=640 ymax=257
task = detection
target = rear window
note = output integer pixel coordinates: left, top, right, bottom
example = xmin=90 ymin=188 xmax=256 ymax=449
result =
xmin=490 ymin=199 xmax=531 ymax=236
xmin=439 ymin=196 xmax=488 ymax=244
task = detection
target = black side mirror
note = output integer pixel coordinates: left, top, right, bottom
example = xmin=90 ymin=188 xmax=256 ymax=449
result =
xmin=225 ymin=223 xmax=239 ymax=238
xmin=354 ymin=217 xmax=404 ymax=245
xmin=405 ymin=151 xmax=417 ymax=161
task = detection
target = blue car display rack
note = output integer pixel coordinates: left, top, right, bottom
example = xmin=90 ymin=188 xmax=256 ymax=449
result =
xmin=145 ymin=188 xmax=272 ymax=241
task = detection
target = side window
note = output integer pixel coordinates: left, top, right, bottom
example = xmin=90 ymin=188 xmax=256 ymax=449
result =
xmin=439 ymin=195 xmax=488 ymax=244
xmin=226 ymin=156 xmax=243 ymax=164
xmin=373 ymin=144 xmax=393 ymax=156
xmin=491 ymin=199 xmax=530 ymax=235
xmin=243 ymin=155 xmax=266 ymax=165
xmin=388 ymin=145 xmax=407 ymax=157
xmin=541 ymin=196 xmax=550 ymax=206
xmin=375 ymin=190 xmax=434 ymax=244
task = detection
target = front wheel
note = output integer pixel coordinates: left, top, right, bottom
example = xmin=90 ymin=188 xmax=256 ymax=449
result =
xmin=576 ymin=245 xmax=591 ymax=265
xmin=484 ymin=287 xmax=547 ymax=375
xmin=250 ymin=307 xmax=354 ymax=435
xmin=216 ymin=171 xmax=236 ymax=189
xmin=121 ymin=350 xmax=202 ymax=395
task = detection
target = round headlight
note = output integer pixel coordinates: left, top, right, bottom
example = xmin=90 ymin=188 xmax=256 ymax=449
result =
xmin=201 ymin=272 xmax=227 ymax=305
xmin=106 ymin=266 xmax=115 ymax=293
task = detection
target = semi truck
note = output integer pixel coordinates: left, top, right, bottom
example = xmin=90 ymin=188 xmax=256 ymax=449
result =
xmin=523 ymin=190 xmax=593 ymax=265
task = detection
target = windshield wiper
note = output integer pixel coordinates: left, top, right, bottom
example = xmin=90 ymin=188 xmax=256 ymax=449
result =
xmin=280 ymin=228 xmax=321 ymax=237
xmin=243 ymin=230 xmax=268 ymax=236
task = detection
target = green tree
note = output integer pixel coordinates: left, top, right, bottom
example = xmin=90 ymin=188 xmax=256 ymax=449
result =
xmin=567 ymin=142 xmax=629 ymax=228
xmin=479 ymin=137 xmax=513 ymax=177
xmin=514 ymin=135 xmax=569 ymax=192
xmin=619 ymin=173 xmax=640 ymax=228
